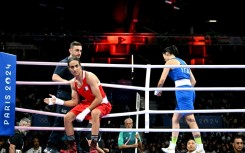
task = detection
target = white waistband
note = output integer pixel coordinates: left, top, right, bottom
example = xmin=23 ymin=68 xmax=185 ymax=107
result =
xmin=102 ymin=96 xmax=109 ymax=103
xmin=175 ymin=79 xmax=191 ymax=87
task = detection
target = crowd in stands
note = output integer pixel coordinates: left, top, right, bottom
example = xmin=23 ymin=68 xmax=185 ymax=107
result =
xmin=0 ymin=86 xmax=244 ymax=153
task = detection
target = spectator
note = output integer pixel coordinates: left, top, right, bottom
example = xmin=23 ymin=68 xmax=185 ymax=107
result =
xmin=230 ymin=136 xmax=244 ymax=153
xmin=8 ymin=117 xmax=31 ymax=153
xmin=186 ymin=139 xmax=196 ymax=153
xmin=0 ymin=137 xmax=7 ymax=153
xmin=118 ymin=118 xmax=143 ymax=153
xmin=25 ymin=137 xmax=43 ymax=153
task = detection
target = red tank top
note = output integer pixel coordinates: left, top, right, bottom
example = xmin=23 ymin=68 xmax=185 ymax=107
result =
xmin=74 ymin=71 xmax=106 ymax=103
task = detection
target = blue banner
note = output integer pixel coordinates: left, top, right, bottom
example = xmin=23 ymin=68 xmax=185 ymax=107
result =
xmin=0 ymin=52 xmax=16 ymax=136
xmin=180 ymin=115 xmax=223 ymax=128
xmin=161 ymin=115 xmax=223 ymax=128
xmin=32 ymin=114 xmax=51 ymax=127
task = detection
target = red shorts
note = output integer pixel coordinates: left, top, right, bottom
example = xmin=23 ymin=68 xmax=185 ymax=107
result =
xmin=70 ymin=100 xmax=112 ymax=120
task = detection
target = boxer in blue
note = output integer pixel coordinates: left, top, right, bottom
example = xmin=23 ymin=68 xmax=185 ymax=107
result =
xmin=155 ymin=45 xmax=205 ymax=153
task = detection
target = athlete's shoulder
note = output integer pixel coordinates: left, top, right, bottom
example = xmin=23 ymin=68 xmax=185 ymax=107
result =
xmin=166 ymin=58 xmax=179 ymax=65
xmin=175 ymin=57 xmax=187 ymax=65
xmin=85 ymin=71 xmax=96 ymax=77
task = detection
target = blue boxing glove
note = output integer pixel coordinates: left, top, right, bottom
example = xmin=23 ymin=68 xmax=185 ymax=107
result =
xmin=76 ymin=108 xmax=91 ymax=122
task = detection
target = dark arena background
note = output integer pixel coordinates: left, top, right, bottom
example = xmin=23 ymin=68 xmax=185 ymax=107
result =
xmin=0 ymin=0 xmax=245 ymax=152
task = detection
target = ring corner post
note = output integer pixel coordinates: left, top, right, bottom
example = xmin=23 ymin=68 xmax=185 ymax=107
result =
xmin=145 ymin=64 xmax=151 ymax=133
xmin=0 ymin=52 xmax=16 ymax=136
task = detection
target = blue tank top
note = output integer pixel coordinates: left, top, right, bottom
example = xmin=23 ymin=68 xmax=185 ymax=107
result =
xmin=168 ymin=57 xmax=191 ymax=81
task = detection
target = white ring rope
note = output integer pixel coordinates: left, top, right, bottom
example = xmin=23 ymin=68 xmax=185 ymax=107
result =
xmin=15 ymin=107 xmax=146 ymax=118
xmin=16 ymin=81 xmax=245 ymax=91
xmin=15 ymin=61 xmax=245 ymax=133
xmin=16 ymin=107 xmax=245 ymax=117
xmin=15 ymin=126 xmax=245 ymax=133
xmin=17 ymin=81 xmax=70 ymax=85
xmin=16 ymin=61 xmax=245 ymax=69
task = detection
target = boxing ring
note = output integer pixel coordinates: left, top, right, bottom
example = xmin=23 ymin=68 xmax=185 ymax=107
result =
xmin=15 ymin=61 xmax=245 ymax=133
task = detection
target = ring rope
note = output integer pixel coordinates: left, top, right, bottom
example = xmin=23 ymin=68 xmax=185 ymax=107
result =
xmin=17 ymin=61 xmax=245 ymax=69
xmin=16 ymin=81 xmax=245 ymax=91
xmin=16 ymin=107 xmax=145 ymax=118
xmin=16 ymin=107 xmax=245 ymax=118
xmin=15 ymin=126 xmax=245 ymax=133
xmin=15 ymin=61 xmax=245 ymax=134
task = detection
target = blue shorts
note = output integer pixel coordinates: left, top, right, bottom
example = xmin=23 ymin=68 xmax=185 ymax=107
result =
xmin=175 ymin=85 xmax=195 ymax=116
